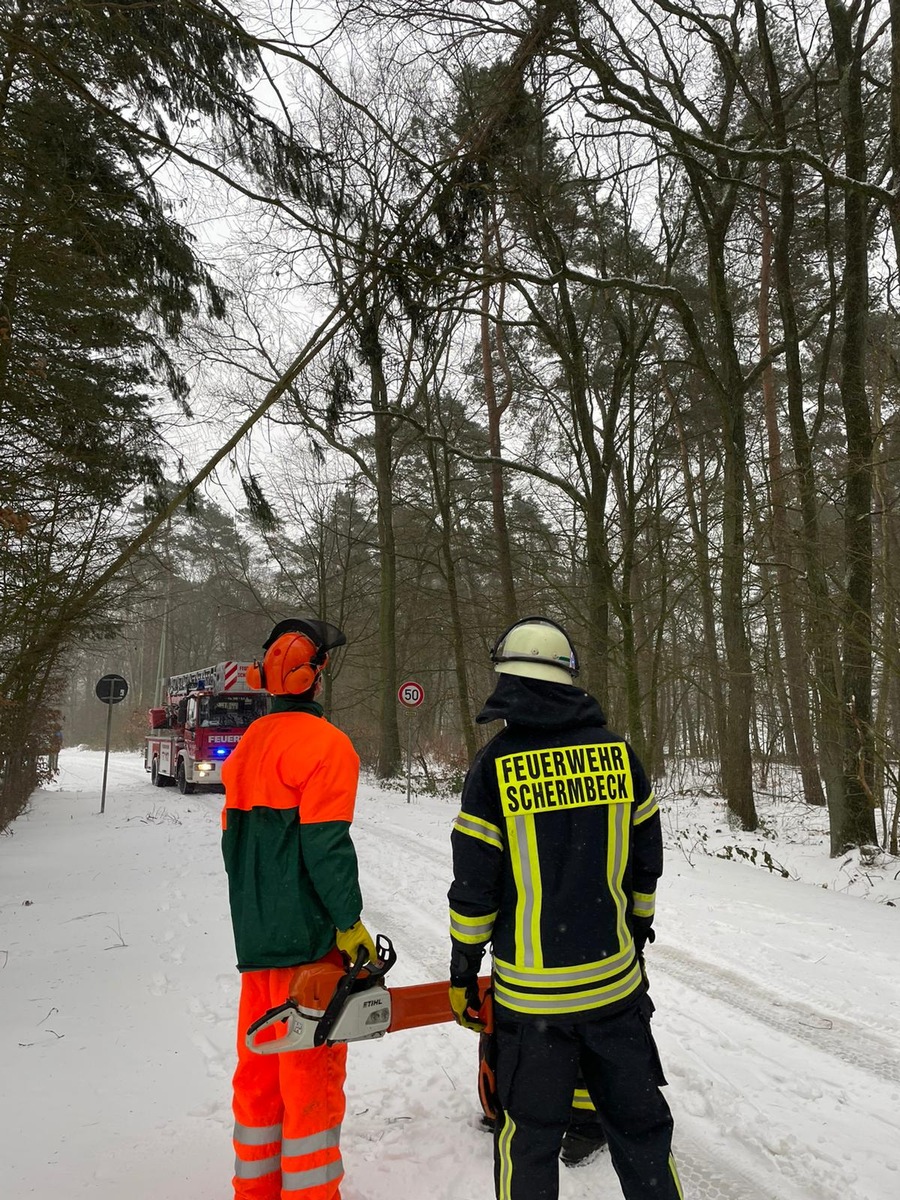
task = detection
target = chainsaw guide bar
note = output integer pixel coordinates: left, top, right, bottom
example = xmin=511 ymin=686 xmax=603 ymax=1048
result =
xmin=245 ymin=934 xmax=492 ymax=1055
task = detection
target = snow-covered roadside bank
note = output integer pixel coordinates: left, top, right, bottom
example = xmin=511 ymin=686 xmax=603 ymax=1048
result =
xmin=1 ymin=749 xmax=898 ymax=1200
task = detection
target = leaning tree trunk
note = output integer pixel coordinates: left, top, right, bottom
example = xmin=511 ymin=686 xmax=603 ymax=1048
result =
xmin=481 ymin=210 xmax=517 ymax=626
xmin=364 ymin=316 xmax=401 ymax=778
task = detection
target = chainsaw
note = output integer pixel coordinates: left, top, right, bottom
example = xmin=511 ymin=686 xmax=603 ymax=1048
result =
xmin=245 ymin=934 xmax=492 ymax=1055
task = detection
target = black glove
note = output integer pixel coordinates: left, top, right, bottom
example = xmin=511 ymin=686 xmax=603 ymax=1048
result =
xmin=633 ymin=925 xmax=656 ymax=958
xmin=449 ymin=944 xmax=487 ymax=1032
xmin=450 ymin=943 xmax=484 ymax=986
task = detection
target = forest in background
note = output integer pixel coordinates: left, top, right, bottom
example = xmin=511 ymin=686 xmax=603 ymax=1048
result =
xmin=3 ymin=0 xmax=900 ymax=858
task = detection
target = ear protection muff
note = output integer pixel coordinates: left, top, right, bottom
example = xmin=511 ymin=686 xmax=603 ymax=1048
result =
xmin=245 ymin=659 xmax=265 ymax=691
xmin=250 ymin=633 xmax=329 ymax=695
xmin=281 ymin=637 xmax=328 ymax=695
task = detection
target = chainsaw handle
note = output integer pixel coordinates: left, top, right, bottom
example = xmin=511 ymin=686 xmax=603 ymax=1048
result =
xmin=315 ymin=946 xmax=371 ymax=1046
xmin=245 ymin=1000 xmax=302 ymax=1054
xmin=366 ymin=933 xmax=397 ymax=979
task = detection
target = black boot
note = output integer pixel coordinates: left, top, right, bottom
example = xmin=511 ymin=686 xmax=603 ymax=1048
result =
xmin=560 ymin=1121 xmax=607 ymax=1167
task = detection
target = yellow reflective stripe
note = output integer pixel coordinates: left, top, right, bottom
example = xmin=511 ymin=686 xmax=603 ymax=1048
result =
xmin=493 ymin=960 xmax=643 ymax=1015
xmin=609 ymin=801 xmax=630 ymax=951
xmin=669 ymin=1154 xmax=684 ymax=1199
xmin=454 ymin=812 xmax=504 ymax=850
xmin=497 ymin=1112 xmax=516 ymax=1200
xmin=572 ymin=1088 xmax=596 ymax=1111
xmin=634 ymin=789 xmax=658 ymax=825
xmin=450 ymin=908 xmax=499 ymax=928
xmin=508 ymin=814 xmax=543 ymax=969
xmin=632 ymin=890 xmax=655 ymax=919
xmin=494 ymin=945 xmax=634 ymax=985
xmin=523 ymin=816 xmax=542 ymax=967
xmin=449 ymin=908 xmax=497 ymax=943
xmin=449 ymin=927 xmax=491 ymax=945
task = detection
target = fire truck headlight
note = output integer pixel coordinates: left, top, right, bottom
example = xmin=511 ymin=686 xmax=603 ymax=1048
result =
xmin=196 ymin=762 xmax=212 ymax=773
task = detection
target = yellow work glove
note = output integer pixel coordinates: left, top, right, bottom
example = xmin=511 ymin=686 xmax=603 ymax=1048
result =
xmin=335 ymin=920 xmax=377 ymax=965
xmin=449 ymin=980 xmax=486 ymax=1032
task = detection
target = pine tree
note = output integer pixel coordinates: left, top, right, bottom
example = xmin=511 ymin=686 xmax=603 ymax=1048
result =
xmin=0 ymin=1 xmax=315 ymax=827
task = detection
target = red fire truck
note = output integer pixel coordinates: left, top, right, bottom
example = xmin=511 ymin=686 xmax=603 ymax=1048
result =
xmin=145 ymin=661 xmax=267 ymax=794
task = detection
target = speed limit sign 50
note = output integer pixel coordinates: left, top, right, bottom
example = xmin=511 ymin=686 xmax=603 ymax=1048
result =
xmin=398 ymin=680 xmax=425 ymax=708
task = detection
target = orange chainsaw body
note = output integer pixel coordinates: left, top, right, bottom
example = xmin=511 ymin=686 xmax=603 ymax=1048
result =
xmin=288 ymin=961 xmax=493 ymax=1034
xmin=244 ymin=936 xmax=493 ymax=1055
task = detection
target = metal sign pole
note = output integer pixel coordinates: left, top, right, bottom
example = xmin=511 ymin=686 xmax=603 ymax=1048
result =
xmin=95 ymin=673 xmax=128 ymax=814
xmin=397 ymin=680 xmax=424 ymax=804
xmin=100 ymin=701 xmax=113 ymax=815
xmin=406 ymin=713 xmax=413 ymax=804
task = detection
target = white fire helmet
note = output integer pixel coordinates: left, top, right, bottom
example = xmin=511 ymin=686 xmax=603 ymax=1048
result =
xmin=490 ymin=617 xmax=579 ymax=686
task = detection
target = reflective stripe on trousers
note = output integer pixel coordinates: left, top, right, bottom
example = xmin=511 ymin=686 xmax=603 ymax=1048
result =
xmin=493 ymin=1002 xmax=681 ymax=1200
xmin=233 ymin=962 xmax=347 ymax=1200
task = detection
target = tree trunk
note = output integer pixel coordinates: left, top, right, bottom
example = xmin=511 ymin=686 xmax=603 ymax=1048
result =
xmin=758 ymin=182 xmax=826 ymax=805
xmin=426 ymin=419 xmax=478 ymax=760
xmin=668 ymin=390 xmax=728 ymax=783
xmin=827 ymin=0 xmax=879 ymax=848
xmin=481 ymin=211 xmax=517 ymax=625
xmin=365 ymin=316 xmax=401 ymax=778
xmin=755 ymin=0 xmax=845 ymax=842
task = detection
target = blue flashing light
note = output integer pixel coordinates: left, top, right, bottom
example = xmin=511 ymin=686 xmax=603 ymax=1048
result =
xmin=214 ymin=747 xmax=229 ymax=758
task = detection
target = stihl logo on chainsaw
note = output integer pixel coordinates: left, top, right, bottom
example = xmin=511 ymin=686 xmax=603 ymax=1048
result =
xmin=244 ymin=935 xmax=492 ymax=1055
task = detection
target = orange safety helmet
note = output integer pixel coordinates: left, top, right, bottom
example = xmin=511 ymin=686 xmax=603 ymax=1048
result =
xmin=246 ymin=618 xmax=347 ymax=695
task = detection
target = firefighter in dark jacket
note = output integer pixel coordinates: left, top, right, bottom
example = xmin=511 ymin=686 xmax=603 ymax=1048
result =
xmin=222 ymin=618 xmax=375 ymax=1200
xmin=448 ymin=617 xmax=683 ymax=1200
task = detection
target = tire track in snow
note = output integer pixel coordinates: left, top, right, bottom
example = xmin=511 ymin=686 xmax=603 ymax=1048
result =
xmin=668 ymin=1136 xmax=785 ymax=1200
xmin=354 ymin=815 xmax=451 ymax=981
xmin=651 ymin=944 xmax=900 ymax=1086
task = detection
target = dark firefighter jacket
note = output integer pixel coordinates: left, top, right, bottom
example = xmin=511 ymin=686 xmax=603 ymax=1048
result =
xmin=221 ymin=697 xmax=363 ymax=971
xmin=448 ymin=674 xmax=662 ymax=1021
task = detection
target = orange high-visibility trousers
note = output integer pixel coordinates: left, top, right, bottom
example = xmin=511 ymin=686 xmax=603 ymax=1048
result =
xmin=233 ymin=963 xmax=348 ymax=1200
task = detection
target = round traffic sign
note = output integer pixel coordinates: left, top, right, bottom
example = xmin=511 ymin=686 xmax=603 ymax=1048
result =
xmin=95 ymin=674 xmax=129 ymax=705
xmin=398 ymin=680 xmax=425 ymax=708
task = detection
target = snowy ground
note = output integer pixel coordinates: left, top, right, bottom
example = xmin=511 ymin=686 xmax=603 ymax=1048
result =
xmin=1 ymin=748 xmax=899 ymax=1200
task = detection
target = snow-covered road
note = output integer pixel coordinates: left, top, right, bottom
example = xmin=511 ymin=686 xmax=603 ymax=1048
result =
xmin=1 ymin=750 xmax=898 ymax=1200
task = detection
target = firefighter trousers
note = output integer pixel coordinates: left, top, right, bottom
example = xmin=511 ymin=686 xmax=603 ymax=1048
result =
xmin=493 ymin=997 xmax=684 ymax=1200
xmin=232 ymin=964 xmax=347 ymax=1200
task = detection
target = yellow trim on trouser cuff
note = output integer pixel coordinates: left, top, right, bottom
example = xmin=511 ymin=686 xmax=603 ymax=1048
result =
xmin=670 ymin=1154 xmax=684 ymax=1199
xmin=572 ymin=1088 xmax=596 ymax=1111
xmin=497 ymin=1112 xmax=517 ymax=1200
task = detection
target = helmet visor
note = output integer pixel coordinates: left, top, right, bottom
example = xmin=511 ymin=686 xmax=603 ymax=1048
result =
xmin=263 ymin=618 xmax=347 ymax=654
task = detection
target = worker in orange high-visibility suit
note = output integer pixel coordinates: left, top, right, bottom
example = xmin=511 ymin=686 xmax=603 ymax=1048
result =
xmin=222 ymin=618 xmax=376 ymax=1200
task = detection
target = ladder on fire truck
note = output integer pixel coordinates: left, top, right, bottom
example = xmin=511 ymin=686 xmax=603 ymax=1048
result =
xmin=165 ymin=662 xmax=259 ymax=698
